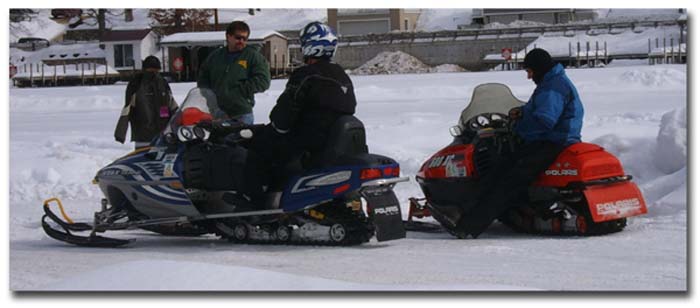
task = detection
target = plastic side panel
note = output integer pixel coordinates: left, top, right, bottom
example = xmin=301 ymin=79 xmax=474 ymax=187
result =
xmin=535 ymin=144 xmax=625 ymax=187
xmin=583 ymin=182 xmax=648 ymax=222
xmin=420 ymin=144 xmax=474 ymax=179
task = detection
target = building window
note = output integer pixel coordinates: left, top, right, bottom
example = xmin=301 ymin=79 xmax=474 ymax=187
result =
xmin=114 ymin=44 xmax=134 ymax=68
xmin=404 ymin=19 xmax=408 ymax=30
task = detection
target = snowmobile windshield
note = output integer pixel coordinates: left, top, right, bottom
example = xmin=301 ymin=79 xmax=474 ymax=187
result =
xmin=458 ymin=83 xmax=525 ymax=127
xmin=164 ymin=88 xmax=219 ymax=135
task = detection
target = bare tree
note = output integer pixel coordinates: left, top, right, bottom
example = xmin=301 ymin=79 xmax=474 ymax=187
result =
xmin=68 ymin=9 xmax=125 ymax=38
xmin=9 ymin=9 xmax=38 ymax=22
xmin=149 ymin=9 xmax=213 ymax=34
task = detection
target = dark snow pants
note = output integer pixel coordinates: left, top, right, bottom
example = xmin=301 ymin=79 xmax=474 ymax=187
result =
xmin=456 ymin=141 xmax=567 ymax=238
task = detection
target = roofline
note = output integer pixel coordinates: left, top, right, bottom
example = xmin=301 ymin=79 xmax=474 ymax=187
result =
xmin=159 ymin=31 xmax=287 ymax=47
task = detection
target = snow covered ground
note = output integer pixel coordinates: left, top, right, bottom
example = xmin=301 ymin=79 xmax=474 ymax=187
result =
xmin=8 ymin=64 xmax=686 ymax=291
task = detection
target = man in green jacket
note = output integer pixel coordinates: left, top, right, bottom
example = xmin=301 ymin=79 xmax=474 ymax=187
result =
xmin=197 ymin=21 xmax=271 ymax=124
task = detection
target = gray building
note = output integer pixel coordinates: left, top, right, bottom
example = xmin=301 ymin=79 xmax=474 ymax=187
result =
xmin=327 ymin=9 xmax=421 ymax=36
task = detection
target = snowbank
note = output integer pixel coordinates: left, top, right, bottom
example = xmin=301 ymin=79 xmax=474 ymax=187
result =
xmin=618 ymin=68 xmax=686 ymax=87
xmin=352 ymin=51 xmax=431 ymax=75
xmin=351 ymin=51 xmax=465 ymax=75
xmin=654 ymin=108 xmax=687 ymax=174
xmin=429 ymin=64 xmax=467 ymax=73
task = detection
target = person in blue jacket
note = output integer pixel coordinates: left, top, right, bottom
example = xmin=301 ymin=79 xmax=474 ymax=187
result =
xmin=453 ymin=48 xmax=584 ymax=239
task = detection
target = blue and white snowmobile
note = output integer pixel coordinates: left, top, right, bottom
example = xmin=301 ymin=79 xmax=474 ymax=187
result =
xmin=42 ymin=88 xmax=407 ymax=247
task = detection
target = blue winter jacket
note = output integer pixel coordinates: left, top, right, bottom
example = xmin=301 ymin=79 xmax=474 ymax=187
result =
xmin=514 ymin=64 xmax=583 ymax=146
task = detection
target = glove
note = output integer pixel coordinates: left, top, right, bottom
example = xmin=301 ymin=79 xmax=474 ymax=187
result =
xmin=508 ymin=107 xmax=523 ymax=120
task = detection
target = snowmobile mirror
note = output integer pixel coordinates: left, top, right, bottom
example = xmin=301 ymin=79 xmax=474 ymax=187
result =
xmin=449 ymin=125 xmax=463 ymax=137
xmin=240 ymin=129 xmax=253 ymax=139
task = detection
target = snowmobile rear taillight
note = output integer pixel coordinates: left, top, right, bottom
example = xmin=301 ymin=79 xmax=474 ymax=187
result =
xmin=362 ymin=166 xmax=400 ymax=180
xmin=361 ymin=168 xmax=382 ymax=180
xmin=383 ymin=166 xmax=400 ymax=177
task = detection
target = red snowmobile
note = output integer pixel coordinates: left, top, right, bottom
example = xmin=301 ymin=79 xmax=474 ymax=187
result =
xmin=407 ymin=83 xmax=647 ymax=236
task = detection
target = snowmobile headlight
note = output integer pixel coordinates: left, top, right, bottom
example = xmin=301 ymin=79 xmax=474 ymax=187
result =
xmin=491 ymin=113 xmax=504 ymax=121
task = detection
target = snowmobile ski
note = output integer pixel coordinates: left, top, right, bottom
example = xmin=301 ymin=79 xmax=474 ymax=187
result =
xmin=41 ymin=198 xmax=133 ymax=248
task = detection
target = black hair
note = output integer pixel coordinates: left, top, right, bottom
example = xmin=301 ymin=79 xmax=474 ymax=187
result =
xmin=226 ymin=21 xmax=250 ymax=37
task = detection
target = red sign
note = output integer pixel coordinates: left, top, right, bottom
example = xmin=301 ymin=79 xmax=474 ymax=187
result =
xmin=9 ymin=65 xmax=17 ymax=78
xmin=501 ymin=48 xmax=512 ymax=60
xmin=173 ymin=57 xmax=184 ymax=72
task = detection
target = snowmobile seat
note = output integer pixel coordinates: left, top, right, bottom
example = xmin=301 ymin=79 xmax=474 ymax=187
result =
xmin=305 ymin=115 xmax=369 ymax=168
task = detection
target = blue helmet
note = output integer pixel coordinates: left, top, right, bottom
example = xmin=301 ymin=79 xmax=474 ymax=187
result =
xmin=299 ymin=21 xmax=338 ymax=59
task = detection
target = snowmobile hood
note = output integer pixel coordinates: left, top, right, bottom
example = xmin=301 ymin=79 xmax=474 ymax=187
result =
xmin=458 ymin=83 xmax=525 ymax=127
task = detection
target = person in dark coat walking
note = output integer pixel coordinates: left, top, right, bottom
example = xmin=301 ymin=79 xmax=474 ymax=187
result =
xmin=453 ymin=48 xmax=584 ymax=238
xmin=244 ymin=21 xmax=357 ymax=205
xmin=114 ymin=56 xmax=178 ymax=149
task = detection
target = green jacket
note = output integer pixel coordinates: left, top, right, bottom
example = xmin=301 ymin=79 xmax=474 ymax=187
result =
xmin=197 ymin=45 xmax=271 ymax=117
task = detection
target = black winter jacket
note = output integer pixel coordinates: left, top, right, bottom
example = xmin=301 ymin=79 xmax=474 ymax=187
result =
xmin=269 ymin=59 xmax=356 ymax=142
xmin=114 ymin=72 xmax=178 ymax=143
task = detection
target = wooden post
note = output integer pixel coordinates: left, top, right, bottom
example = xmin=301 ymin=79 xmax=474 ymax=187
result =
xmin=576 ymin=42 xmax=581 ymax=68
xmin=41 ymin=64 xmax=45 ymax=86
xmin=104 ymin=62 xmax=108 ymax=84
xmin=586 ymin=41 xmax=590 ymax=67
xmin=29 ymin=63 xmax=33 ymax=87
xmin=93 ymin=62 xmax=97 ymax=84
xmin=604 ymin=41 xmax=608 ymax=65
xmin=81 ymin=63 xmax=85 ymax=85
xmin=595 ymin=41 xmax=599 ymax=66
xmin=670 ymin=37 xmax=675 ymax=64
xmin=648 ymin=38 xmax=652 ymax=65
xmin=53 ymin=65 xmax=57 ymax=86
xmin=663 ymin=37 xmax=667 ymax=64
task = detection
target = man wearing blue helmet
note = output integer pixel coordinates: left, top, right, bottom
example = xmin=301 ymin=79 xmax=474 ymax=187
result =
xmin=246 ymin=21 xmax=357 ymax=205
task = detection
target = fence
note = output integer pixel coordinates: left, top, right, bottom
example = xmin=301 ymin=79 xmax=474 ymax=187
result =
xmin=11 ymin=61 xmax=120 ymax=88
